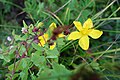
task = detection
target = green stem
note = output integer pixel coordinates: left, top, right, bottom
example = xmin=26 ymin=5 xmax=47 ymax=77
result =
xmin=94 ymin=17 xmax=120 ymax=22
xmin=95 ymin=7 xmax=120 ymax=28
xmin=90 ymin=48 xmax=120 ymax=56
xmin=92 ymin=0 xmax=117 ymax=20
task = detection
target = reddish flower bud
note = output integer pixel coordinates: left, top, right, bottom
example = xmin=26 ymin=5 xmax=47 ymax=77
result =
xmin=51 ymin=36 xmax=56 ymax=40
xmin=33 ymin=35 xmax=39 ymax=43
xmin=32 ymin=27 xmax=39 ymax=32
xmin=48 ymin=41 xmax=54 ymax=45
xmin=21 ymin=53 xmax=26 ymax=58
xmin=64 ymin=29 xmax=70 ymax=35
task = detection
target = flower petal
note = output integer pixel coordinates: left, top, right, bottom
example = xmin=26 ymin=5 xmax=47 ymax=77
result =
xmin=40 ymin=40 xmax=46 ymax=46
xmin=83 ymin=18 xmax=93 ymax=29
xmin=88 ymin=29 xmax=103 ymax=39
xmin=68 ymin=31 xmax=81 ymax=40
xmin=44 ymin=34 xmax=49 ymax=39
xmin=49 ymin=22 xmax=56 ymax=31
xmin=38 ymin=34 xmax=48 ymax=41
xmin=58 ymin=33 xmax=65 ymax=37
xmin=38 ymin=39 xmax=46 ymax=47
xmin=38 ymin=36 xmax=42 ymax=40
xmin=38 ymin=34 xmax=48 ymax=47
xmin=50 ymin=42 xmax=56 ymax=50
xmin=73 ymin=21 xmax=83 ymax=31
xmin=79 ymin=36 xmax=89 ymax=50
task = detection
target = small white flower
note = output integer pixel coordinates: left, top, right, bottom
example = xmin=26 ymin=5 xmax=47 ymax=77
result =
xmin=21 ymin=27 xmax=28 ymax=33
xmin=10 ymin=46 xmax=14 ymax=49
xmin=7 ymin=36 xmax=12 ymax=41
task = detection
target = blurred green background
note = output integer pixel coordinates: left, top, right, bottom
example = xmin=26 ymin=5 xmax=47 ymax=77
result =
xmin=0 ymin=0 xmax=120 ymax=79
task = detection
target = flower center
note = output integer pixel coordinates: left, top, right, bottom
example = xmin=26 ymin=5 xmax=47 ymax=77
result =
xmin=81 ymin=28 xmax=91 ymax=35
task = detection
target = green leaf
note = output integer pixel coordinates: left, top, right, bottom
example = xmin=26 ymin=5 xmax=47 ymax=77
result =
xmin=3 ymin=55 xmax=10 ymax=62
xmin=36 ymin=22 xmax=43 ymax=28
xmin=21 ymin=34 xmax=29 ymax=40
xmin=23 ymin=20 xmax=28 ymax=28
xmin=52 ymin=63 xmax=71 ymax=75
xmin=0 ymin=54 xmax=4 ymax=59
xmin=48 ymin=0 xmax=55 ymax=5
xmin=23 ymin=0 xmax=45 ymax=20
xmin=90 ymin=62 xmax=100 ymax=70
xmin=14 ymin=35 xmax=21 ymax=41
xmin=19 ymin=45 xmax=26 ymax=56
xmin=32 ymin=42 xmax=43 ymax=51
xmin=31 ymin=53 xmax=46 ymax=68
xmin=79 ymin=0 xmax=94 ymax=8
xmin=37 ymin=68 xmax=57 ymax=80
xmin=45 ymin=48 xmax=59 ymax=59
xmin=8 ymin=58 xmax=30 ymax=71
xmin=52 ymin=63 xmax=71 ymax=80
xmin=68 ymin=0 xmax=78 ymax=10
xmin=79 ymin=10 xmax=91 ymax=23
xmin=31 ymin=73 xmax=37 ymax=80
xmin=28 ymin=24 xmax=34 ymax=35
xmin=14 ymin=35 xmax=27 ymax=41
xmin=6 ymin=73 xmax=19 ymax=80
xmin=37 ymin=57 xmax=71 ymax=80
xmin=57 ymin=38 xmax=65 ymax=48
xmin=9 ymin=48 xmax=16 ymax=55
xmin=20 ymin=68 xmax=28 ymax=80
xmin=12 ymin=29 xmax=15 ymax=36
xmin=34 ymin=51 xmax=43 ymax=56
xmin=24 ymin=1 xmax=31 ymax=8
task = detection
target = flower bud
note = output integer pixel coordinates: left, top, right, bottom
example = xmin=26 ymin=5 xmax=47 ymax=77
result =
xmin=51 ymin=36 xmax=56 ymax=40
xmin=64 ymin=29 xmax=70 ymax=35
xmin=32 ymin=27 xmax=39 ymax=32
xmin=21 ymin=27 xmax=28 ymax=33
xmin=33 ymin=36 xmax=39 ymax=43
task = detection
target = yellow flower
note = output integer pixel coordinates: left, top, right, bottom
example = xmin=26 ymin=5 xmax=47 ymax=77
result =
xmin=38 ymin=34 xmax=48 ymax=47
xmin=50 ymin=42 xmax=56 ymax=50
xmin=49 ymin=22 xmax=56 ymax=31
xmin=49 ymin=22 xmax=65 ymax=38
xmin=38 ymin=33 xmax=56 ymax=50
xmin=68 ymin=18 xmax=103 ymax=50
xmin=48 ymin=22 xmax=65 ymax=50
xmin=38 ymin=22 xmax=65 ymax=50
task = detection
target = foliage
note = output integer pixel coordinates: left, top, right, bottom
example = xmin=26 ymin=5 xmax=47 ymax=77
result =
xmin=0 ymin=0 xmax=120 ymax=80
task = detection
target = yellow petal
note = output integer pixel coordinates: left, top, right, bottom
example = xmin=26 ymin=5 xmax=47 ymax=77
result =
xmin=50 ymin=42 xmax=56 ymax=50
xmin=88 ymin=29 xmax=103 ymax=39
xmin=44 ymin=34 xmax=48 ymax=39
xmin=38 ymin=34 xmax=48 ymax=41
xmin=58 ymin=33 xmax=65 ymax=37
xmin=38 ymin=36 xmax=42 ymax=40
xmin=38 ymin=34 xmax=48 ymax=47
xmin=38 ymin=39 xmax=46 ymax=47
xmin=40 ymin=40 xmax=46 ymax=46
xmin=49 ymin=22 xmax=56 ymax=31
xmin=83 ymin=18 xmax=93 ymax=29
xmin=79 ymin=36 xmax=89 ymax=50
xmin=73 ymin=21 xmax=83 ymax=31
xmin=68 ymin=31 xmax=81 ymax=40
